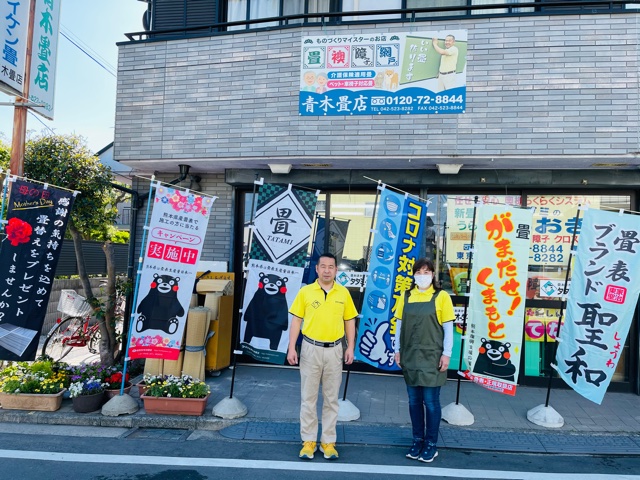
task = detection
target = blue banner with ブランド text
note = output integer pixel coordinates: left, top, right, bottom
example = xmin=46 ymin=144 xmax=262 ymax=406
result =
xmin=354 ymin=187 xmax=427 ymax=371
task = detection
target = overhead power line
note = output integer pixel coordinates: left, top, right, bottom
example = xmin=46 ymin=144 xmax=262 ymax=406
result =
xmin=60 ymin=26 xmax=117 ymax=77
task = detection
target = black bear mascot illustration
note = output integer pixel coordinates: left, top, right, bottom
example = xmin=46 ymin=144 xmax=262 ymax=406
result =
xmin=136 ymin=274 xmax=184 ymax=334
xmin=472 ymin=338 xmax=516 ymax=381
xmin=243 ymin=272 xmax=289 ymax=350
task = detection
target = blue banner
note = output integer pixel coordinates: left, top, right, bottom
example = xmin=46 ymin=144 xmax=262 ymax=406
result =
xmin=556 ymin=208 xmax=640 ymax=404
xmin=354 ymin=188 xmax=427 ymax=371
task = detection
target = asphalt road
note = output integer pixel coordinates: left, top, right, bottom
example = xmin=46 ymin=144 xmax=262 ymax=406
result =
xmin=0 ymin=424 xmax=638 ymax=480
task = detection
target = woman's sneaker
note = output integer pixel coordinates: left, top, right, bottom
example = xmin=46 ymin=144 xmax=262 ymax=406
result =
xmin=406 ymin=440 xmax=423 ymax=459
xmin=418 ymin=442 xmax=438 ymax=463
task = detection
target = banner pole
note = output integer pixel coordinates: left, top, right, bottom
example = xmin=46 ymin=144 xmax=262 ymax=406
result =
xmin=228 ymin=176 xmax=261 ymax=399
xmin=544 ymin=205 xmax=581 ymax=408
xmin=454 ymin=196 xmax=479 ymax=405
xmin=119 ymin=178 xmax=156 ymax=396
xmin=342 ymin=181 xmax=382 ymax=401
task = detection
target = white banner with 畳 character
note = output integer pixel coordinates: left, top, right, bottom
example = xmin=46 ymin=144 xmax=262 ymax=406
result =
xmin=240 ymin=183 xmax=318 ymax=364
xmin=129 ymin=185 xmax=215 ymax=360
xmin=463 ymin=204 xmax=533 ymax=395
xmin=556 ymin=208 xmax=640 ymax=404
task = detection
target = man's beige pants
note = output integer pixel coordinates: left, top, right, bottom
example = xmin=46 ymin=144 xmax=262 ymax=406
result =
xmin=299 ymin=340 xmax=343 ymax=444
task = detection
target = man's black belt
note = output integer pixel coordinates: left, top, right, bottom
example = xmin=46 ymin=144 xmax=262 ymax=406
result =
xmin=439 ymin=70 xmax=455 ymax=75
xmin=303 ymin=335 xmax=342 ymax=348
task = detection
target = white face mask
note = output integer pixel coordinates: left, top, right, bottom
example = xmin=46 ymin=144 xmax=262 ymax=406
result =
xmin=414 ymin=273 xmax=433 ymax=289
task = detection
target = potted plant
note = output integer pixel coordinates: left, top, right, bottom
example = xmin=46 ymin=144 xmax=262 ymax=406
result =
xmin=69 ymin=377 xmax=107 ymax=413
xmin=136 ymin=373 xmax=160 ymax=397
xmin=0 ymin=360 xmax=67 ymax=411
xmin=141 ymin=374 xmax=210 ymax=416
xmin=103 ymin=371 xmax=131 ymax=398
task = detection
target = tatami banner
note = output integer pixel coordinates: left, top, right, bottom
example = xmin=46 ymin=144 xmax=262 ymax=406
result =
xmin=240 ymin=259 xmax=304 ymax=364
xmin=354 ymin=187 xmax=427 ymax=371
xmin=556 ymin=208 xmax=640 ymax=404
xmin=242 ymin=184 xmax=318 ymax=364
xmin=463 ymin=204 xmax=532 ymax=395
xmin=249 ymin=184 xmax=318 ymax=268
xmin=0 ymin=178 xmax=76 ymax=360
xmin=129 ymin=185 xmax=214 ymax=360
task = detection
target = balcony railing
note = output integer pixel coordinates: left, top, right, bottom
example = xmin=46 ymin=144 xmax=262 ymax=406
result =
xmin=124 ymin=0 xmax=636 ymax=42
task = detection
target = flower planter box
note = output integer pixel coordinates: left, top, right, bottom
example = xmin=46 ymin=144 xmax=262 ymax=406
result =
xmin=72 ymin=391 xmax=105 ymax=413
xmin=0 ymin=389 xmax=66 ymax=412
xmin=105 ymin=384 xmax=132 ymax=399
xmin=141 ymin=394 xmax=209 ymax=416
xmin=135 ymin=382 xmax=147 ymax=397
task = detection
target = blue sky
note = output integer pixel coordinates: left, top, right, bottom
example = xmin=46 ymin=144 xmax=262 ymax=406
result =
xmin=0 ymin=0 xmax=148 ymax=153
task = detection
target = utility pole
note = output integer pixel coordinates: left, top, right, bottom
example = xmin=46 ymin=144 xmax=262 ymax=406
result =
xmin=9 ymin=0 xmax=37 ymax=176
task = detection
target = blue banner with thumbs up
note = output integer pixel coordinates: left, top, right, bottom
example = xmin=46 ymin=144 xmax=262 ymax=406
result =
xmin=354 ymin=187 xmax=427 ymax=371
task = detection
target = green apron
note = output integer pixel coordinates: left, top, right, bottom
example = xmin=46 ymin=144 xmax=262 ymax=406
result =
xmin=400 ymin=290 xmax=447 ymax=387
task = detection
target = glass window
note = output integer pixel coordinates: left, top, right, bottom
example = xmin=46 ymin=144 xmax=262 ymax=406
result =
xmin=342 ymin=0 xmax=402 ymax=21
xmin=406 ymin=0 xmax=466 ymax=17
xmin=284 ymin=0 xmax=331 ymax=23
xmin=227 ymin=0 xmax=279 ymax=30
xmin=471 ymin=0 xmax=534 ymax=15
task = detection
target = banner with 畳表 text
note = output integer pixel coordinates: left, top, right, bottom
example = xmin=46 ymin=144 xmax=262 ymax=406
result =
xmin=129 ymin=185 xmax=214 ymax=360
xmin=556 ymin=208 xmax=640 ymax=404
xmin=0 ymin=179 xmax=76 ymax=360
xmin=354 ymin=188 xmax=427 ymax=371
xmin=463 ymin=204 xmax=532 ymax=395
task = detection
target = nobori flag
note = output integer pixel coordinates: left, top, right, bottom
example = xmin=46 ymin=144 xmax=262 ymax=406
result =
xmin=556 ymin=208 xmax=640 ymax=404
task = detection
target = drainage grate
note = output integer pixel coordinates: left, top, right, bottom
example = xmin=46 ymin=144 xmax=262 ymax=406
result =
xmin=125 ymin=428 xmax=191 ymax=441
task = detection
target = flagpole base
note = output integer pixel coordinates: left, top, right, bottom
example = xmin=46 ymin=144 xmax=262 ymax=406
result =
xmin=441 ymin=402 xmax=474 ymax=426
xmin=212 ymin=396 xmax=248 ymax=419
xmin=337 ymin=399 xmax=360 ymax=421
xmin=527 ymin=404 xmax=564 ymax=428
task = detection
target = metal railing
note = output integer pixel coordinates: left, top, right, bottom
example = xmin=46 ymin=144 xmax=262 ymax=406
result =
xmin=124 ymin=0 xmax=635 ymax=42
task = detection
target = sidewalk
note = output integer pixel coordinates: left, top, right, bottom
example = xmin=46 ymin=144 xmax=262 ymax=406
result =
xmin=2 ymin=364 xmax=640 ymax=455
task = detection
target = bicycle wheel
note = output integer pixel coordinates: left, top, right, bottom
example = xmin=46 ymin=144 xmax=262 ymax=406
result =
xmin=42 ymin=316 xmax=85 ymax=362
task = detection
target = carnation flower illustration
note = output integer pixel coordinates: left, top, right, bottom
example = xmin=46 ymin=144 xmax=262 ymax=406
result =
xmin=5 ymin=217 xmax=33 ymax=246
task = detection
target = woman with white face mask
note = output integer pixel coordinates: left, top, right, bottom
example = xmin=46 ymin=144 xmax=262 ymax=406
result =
xmin=394 ymin=258 xmax=454 ymax=464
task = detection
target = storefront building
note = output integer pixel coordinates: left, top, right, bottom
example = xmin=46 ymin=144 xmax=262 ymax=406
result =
xmin=115 ymin=1 xmax=640 ymax=393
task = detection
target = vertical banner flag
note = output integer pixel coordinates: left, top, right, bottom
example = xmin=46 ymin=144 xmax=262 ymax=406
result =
xmin=0 ymin=179 xmax=76 ymax=360
xmin=0 ymin=0 xmax=29 ymax=96
xmin=463 ymin=204 xmax=532 ymax=395
xmin=556 ymin=208 xmax=640 ymax=404
xmin=129 ymin=185 xmax=214 ymax=360
xmin=355 ymin=188 xmax=427 ymax=371
xmin=240 ymin=184 xmax=318 ymax=364
xmin=29 ymin=0 xmax=62 ymax=120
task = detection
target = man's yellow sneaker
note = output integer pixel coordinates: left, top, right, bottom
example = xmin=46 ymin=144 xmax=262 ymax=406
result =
xmin=299 ymin=441 xmax=317 ymax=459
xmin=320 ymin=442 xmax=339 ymax=460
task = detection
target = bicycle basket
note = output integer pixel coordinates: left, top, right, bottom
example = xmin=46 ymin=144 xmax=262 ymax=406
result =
xmin=57 ymin=290 xmax=93 ymax=317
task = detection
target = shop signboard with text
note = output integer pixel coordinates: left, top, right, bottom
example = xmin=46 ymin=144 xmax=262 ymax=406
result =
xmin=300 ymin=30 xmax=467 ymax=116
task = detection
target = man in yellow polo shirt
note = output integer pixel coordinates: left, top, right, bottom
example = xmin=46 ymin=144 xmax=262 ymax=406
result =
xmin=287 ymin=252 xmax=357 ymax=461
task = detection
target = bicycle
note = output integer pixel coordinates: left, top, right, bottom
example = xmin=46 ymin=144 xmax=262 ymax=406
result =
xmin=41 ymin=288 xmax=125 ymax=362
